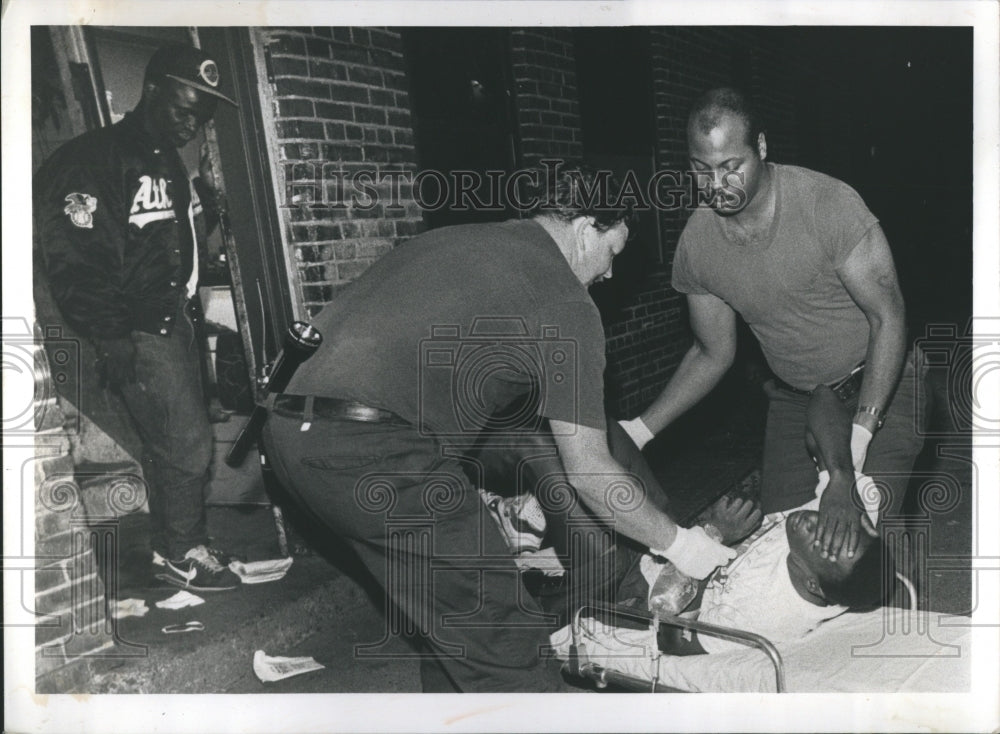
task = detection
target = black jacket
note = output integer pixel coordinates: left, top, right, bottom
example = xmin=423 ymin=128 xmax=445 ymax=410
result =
xmin=34 ymin=110 xmax=208 ymax=339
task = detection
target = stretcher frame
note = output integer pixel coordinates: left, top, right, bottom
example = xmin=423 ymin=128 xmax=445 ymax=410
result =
xmin=562 ymin=572 xmax=918 ymax=694
xmin=563 ymin=603 xmax=787 ymax=692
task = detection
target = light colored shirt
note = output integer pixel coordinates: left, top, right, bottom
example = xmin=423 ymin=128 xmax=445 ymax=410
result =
xmin=672 ymin=163 xmax=879 ymax=389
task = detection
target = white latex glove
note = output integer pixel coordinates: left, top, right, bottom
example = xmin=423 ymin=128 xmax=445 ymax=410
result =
xmin=618 ymin=417 xmax=654 ymax=450
xmin=850 ymin=423 xmax=874 ymax=473
xmin=652 ymin=526 xmax=736 ymax=580
xmin=853 ymin=472 xmax=881 ymax=528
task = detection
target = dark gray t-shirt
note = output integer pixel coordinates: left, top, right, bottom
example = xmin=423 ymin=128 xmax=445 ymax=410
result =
xmin=289 ymin=219 xmax=608 ymax=441
xmin=672 ymin=163 xmax=878 ymax=389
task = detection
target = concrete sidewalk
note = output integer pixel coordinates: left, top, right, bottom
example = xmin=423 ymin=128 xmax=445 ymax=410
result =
xmin=79 ymin=506 xmax=422 ymax=694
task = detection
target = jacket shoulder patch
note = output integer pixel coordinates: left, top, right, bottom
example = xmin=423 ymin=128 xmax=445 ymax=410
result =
xmin=64 ymin=193 xmax=98 ymax=229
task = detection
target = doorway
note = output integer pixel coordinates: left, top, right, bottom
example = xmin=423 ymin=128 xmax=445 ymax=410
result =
xmin=32 ymin=26 xmax=290 ymax=504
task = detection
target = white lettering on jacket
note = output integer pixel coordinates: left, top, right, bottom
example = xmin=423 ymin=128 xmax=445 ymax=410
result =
xmin=129 ymin=175 xmax=175 ymax=229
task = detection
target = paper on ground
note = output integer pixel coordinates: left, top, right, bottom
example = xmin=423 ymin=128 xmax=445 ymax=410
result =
xmin=229 ymin=557 xmax=294 ymax=584
xmin=155 ymin=590 xmax=205 ymax=609
xmin=111 ymin=598 xmax=149 ymax=619
xmin=253 ymin=650 xmax=325 ymax=682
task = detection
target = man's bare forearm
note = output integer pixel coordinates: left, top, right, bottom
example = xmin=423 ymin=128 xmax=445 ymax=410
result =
xmin=570 ymin=458 xmax=680 ymax=551
xmin=806 ymin=386 xmax=855 ymax=476
xmin=640 ymin=341 xmax=733 ymax=434
xmin=855 ymin=307 xmax=907 ymax=432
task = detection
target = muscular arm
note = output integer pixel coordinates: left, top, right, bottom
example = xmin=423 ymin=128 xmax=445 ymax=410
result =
xmin=807 ymin=385 xmax=878 ymax=560
xmin=805 ymin=385 xmax=855 ymax=476
xmin=639 ymin=292 xmax=737 ymax=435
xmin=550 ymin=420 xmax=734 ymax=579
xmin=837 ymin=223 xmax=908 ymax=434
xmin=551 ymin=421 xmax=680 ymax=551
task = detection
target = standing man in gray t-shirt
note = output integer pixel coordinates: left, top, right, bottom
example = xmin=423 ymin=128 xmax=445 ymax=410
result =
xmin=618 ymin=88 xmax=925 ymax=568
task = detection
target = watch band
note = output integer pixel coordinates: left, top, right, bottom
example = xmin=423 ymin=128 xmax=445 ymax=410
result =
xmin=856 ymin=404 xmax=886 ymax=430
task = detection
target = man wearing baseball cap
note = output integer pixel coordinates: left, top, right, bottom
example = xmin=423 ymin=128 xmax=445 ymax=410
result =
xmin=35 ymin=43 xmax=240 ymax=591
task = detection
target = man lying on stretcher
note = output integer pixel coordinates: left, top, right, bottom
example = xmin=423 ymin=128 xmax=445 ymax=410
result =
xmin=653 ymin=384 xmax=895 ymax=655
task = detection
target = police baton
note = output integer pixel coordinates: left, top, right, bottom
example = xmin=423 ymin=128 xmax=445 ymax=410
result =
xmin=225 ymin=321 xmax=322 ymax=467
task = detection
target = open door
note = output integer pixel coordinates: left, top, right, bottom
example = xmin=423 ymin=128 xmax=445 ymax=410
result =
xmin=34 ymin=26 xmax=293 ymax=504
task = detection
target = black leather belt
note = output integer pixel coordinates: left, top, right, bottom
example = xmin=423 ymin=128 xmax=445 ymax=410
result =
xmin=773 ymin=362 xmax=865 ymax=401
xmin=272 ymin=394 xmax=409 ymax=426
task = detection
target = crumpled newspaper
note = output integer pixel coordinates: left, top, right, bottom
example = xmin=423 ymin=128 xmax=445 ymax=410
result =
xmin=110 ymin=598 xmax=149 ymax=619
xmin=253 ymin=650 xmax=325 ymax=682
xmin=155 ymin=590 xmax=206 ymax=609
xmin=229 ymin=557 xmax=294 ymax=584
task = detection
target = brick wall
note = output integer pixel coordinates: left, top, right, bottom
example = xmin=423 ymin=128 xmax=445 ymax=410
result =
xmin=30 ymin=323 xmax=117 ymax=690
xmin=509 ymin=29 xmax=583 ymax=165
xmin=257 ymin=27 xmax=425 ymax=316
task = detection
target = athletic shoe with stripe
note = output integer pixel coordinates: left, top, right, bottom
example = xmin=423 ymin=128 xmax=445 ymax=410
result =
xmin=153 ymin=545 xmax=241 ymax=591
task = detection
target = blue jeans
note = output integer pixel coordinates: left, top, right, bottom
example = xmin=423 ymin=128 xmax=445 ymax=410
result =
xmin=760 ymin=350 xmax=928 ymax=519
xmin=263 ymin=411 xmax=570 ymax=692
xmin=118 ymin=301 xmax=212 ymax=559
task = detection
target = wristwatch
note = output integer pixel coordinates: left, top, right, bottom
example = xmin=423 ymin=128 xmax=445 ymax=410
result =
xmin=855 ymin=404 xmax=886 ymax=431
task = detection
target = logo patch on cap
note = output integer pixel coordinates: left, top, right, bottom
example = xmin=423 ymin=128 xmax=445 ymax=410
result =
xmin=64 ymin=193 xmax=98 ymax=229
xmin=199 ymin=59 xmax=220 ymax=88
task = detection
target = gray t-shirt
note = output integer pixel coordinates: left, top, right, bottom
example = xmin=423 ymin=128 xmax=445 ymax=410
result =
xmin=672 ymin=163 xmax=878 ymax=389
xmin=288 ymin=219 xmax=608 ymax=441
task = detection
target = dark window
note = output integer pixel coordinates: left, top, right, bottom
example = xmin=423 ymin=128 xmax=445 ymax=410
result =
xmin=401 ymin=28 xmax=517 ymax=229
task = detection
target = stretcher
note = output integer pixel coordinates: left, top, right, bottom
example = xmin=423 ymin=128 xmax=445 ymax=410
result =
xmin=552 ymin=576 xmax=972 ymax=693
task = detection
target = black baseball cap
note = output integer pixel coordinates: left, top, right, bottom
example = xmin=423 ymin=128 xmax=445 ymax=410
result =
xmin=145 ymin=44 xmax=237 ymax=106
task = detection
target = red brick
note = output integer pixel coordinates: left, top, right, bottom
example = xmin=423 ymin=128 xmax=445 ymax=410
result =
xmin=315 ymin=101 xmax=353 ymax=120
xmin=328 ymin=43 xmax=370 ymax=65
xmin=354 ymin=107 xmax=386 ymax=126
xmin=370 ymin=88 xmax=395 ymax=107
xmin=368 ymin=29 xmax=402 ymax=52
xmin=275 ymin=78 xmax=331 ymax=100
xmin=276 ymin=120 xmax=325 ymax=139
xmin=350 ymin=28 xmax=371 ymax=47
xmin=329 ymin=84 xmax=371 ymax=105
xmin=276 ymin=98 xmax=315 ymax=117
xmin=347 ymin=66 xmax=383 ymax=86
xmin=310 ymin=58 xmax=348 ymax=81
xmin=268 ymin=35 xmax=307 ymax=56
xmin=35 ymin=563 xmax=70 ymax=592
xmin=323 ymin=143 xmax=362 ymax=162
xmin=305 ymin=38 xmax=333 ymax=59
xmin=324 ymin=122 xmax=347 ymax=140
xmin=35 ymin=529 xmax=75 ymax=558
xmin=271 ymin=56 xmax=309 ymax=77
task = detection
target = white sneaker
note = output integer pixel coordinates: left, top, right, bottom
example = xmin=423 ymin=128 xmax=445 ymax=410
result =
xmin=479 ymin=490 xmax=547 ymax=554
